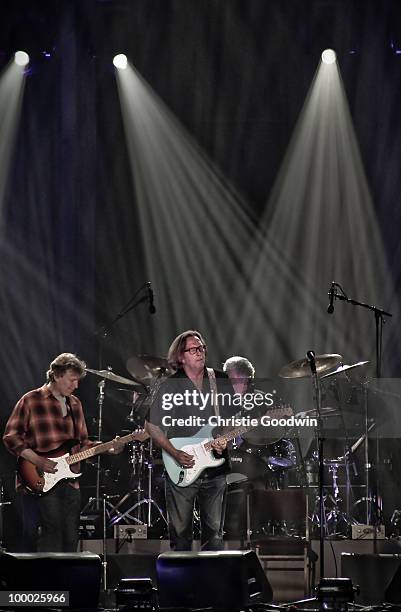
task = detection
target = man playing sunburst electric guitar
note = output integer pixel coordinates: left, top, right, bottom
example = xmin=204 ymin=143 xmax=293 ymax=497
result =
xmin=3 ymin=352 xmax=123 ymax=552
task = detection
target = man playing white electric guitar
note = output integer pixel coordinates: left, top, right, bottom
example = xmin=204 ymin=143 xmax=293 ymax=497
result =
xmin=146 ymin=330 xmax=237 ymax=552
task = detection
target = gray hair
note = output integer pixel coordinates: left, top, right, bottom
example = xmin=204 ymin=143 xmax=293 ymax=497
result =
xmin=223 ymin=356 xmax=255 ymax=378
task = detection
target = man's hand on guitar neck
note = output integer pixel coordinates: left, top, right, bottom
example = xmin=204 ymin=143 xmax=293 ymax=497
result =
xmin=108 ymin=436 xmax=124 ymax=454
xmin=20 ymin=449 xmax=58 ymax=474
xmin=211 ymin=438 xmax=227 ymax=455
xmin=91 ymin=436 xmax=125 ymax=455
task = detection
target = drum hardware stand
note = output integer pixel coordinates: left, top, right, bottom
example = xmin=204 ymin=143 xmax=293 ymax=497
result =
xmin=109 ymin=373 xmax=168 ymax=530
xmin=324 ymin=461 xmax=357 ymax=537
xmin=109 ymin=437 xmax=167 ymax=528
xmin=306 ymin=351 xmax=327 ymax=578
xmin=102 ymin=494 xmax=108 ymax=592
xmin=80 ymin=377 xmax=107 ymax=513
xmin=0 ymin=478 xmax=11 ymax=551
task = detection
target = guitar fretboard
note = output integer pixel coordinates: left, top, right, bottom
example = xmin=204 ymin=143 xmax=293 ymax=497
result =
xmin=66 ymin=431 xmax=143 ymax=465
xmin=203 ymin=405 xmax=292 ymax=451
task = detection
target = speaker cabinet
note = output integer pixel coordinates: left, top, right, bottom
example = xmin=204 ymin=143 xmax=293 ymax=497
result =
xmin=156 ymin=550 xmax=272 ymax=610
xmin=342 ymin=553 xmax=401 ymax=605
xmin=0 ymin=551 xmax=101 ymax=609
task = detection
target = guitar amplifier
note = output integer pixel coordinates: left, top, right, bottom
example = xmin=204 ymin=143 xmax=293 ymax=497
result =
xmin=114 ymin=524 xmax=148 ymax=539
xmin=351 ymin=524 xmax=385 ymax=540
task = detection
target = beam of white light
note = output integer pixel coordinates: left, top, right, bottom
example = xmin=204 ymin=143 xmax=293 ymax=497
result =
xmin=0 ymin=61 xmax=27 ymax=222
xmin=321 ymin=48 xmax=336 ymax=64
xmin=113 ymin=54 xmax=128 ymax=70
xmin=234 ymin=56 xmax=398 ymax=376
xmin=112 ymin=64 xmax=294 ymax=370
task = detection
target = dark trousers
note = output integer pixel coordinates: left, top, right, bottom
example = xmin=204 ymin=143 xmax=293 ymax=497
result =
xmin=165 ymin=473 xmax=227 ymax=551
xmin=36 ymin=483 xmax=81 ymax=552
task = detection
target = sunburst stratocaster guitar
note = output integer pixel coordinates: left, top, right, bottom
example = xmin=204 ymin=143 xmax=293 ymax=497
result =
xmin=18 ymin=430 xmax=147 ymax=495
xmin=162 ymin=405 xmax=293 ymax=487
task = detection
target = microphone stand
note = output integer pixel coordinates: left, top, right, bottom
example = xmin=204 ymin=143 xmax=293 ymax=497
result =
xmin=307 ymin=351 xmax=326 ymax=579
xmin=331 ymin=285 xmax=391 ymax=378
xmin=94 ymin=281 xmax=153 ymax=368
xmin=87 ymin=283 xmax=151 ymax=512
xmin=331 ymin=284 xmax=392 ymax=526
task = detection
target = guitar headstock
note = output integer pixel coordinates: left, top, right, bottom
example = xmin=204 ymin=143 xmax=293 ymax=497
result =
xmin=132 ymin=429 xmax=150 ymax=442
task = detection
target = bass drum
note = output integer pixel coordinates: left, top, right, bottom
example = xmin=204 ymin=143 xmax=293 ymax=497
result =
xmin=227 ymin=448 xmax=270 ymax=487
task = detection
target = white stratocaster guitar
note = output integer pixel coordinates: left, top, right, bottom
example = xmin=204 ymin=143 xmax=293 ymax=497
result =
xmin=18 ymin=430 xmax=148 ymax=495
xmin=162 ymin=405 xmax=293 ymax=487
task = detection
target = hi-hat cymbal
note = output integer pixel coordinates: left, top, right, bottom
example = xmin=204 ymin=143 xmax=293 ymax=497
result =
xmin=85 ymin=368 xmax=140 ymax=387
xmin=321 ymin=360 xmax=370 ymax=379
xmin=279 ymin=354 xmax=343 ymax=379
xmin=126 ymin=355 xmax=175 ymax=381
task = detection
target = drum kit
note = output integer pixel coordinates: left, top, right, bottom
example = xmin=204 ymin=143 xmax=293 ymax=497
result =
xmin=83 ymin=351 xmax=376 ymax=541
xmin=226 ymin=353 xmax=374 ymax=539
xmin=83 ymin=355 xmax=172 ymax=534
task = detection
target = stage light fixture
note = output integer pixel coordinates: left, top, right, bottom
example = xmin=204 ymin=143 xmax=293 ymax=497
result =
xmin=113 ymin=54 xmax=128 ymax=70
xmin=317 ymin=578 xmax=357 ymax=612
xmin=321 ymin=48 xmax=337 ymax=64
xmin=14 ymin=51 xmax=30 ymax=66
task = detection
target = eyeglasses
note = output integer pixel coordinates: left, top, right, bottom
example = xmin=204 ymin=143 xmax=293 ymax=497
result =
xmin=183 ymin=345 xmax=207 ymax=355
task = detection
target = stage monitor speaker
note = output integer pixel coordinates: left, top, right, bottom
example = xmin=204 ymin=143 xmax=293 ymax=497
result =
xmin=342 ymin=553 xmax=401 ymax=605
xmin=385 ymin=556 xmax=401 ymax=603
xmin=0 ymin=551 xmax=101 ymax=609
xmin=156 ymin=550 xmax=272 ymax=611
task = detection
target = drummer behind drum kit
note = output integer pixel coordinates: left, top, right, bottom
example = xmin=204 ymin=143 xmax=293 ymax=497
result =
xmin=84 ymin=352 xmax=374 ymax=540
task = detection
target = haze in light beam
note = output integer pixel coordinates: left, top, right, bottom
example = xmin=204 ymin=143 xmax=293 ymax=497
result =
xmin=0 ymin=62 xmax=26 ymax=220
xmin=234 ymin=58 xmax=397 ymax=374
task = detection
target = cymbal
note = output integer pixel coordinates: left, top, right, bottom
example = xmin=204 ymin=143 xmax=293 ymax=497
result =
xmin=321 ymin=360 xmax=370 ymax=379
xmin=126 ymin=355 xmax=175 ymax=381
xmin=296 ymin=406 xmax=340 ymax=418
xmin=85 ymin=368 xmax=139 ymax=387
xmin=278 ymin=354 xmax=343 ymax=379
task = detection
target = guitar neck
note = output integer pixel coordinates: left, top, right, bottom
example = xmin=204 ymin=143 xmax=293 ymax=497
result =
xmin=66 ymin=431 xmax=141 ymax=466
xmin=204 ymin=405 xmax=292 ymax=451
xmin=204 ymin=425 xmax=249 ymax=451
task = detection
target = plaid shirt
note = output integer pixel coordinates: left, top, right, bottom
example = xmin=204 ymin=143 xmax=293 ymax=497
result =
xmin=3 ymin=384 xmax=89 ymax=457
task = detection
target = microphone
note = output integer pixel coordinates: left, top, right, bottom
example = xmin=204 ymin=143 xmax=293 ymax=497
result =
xmin=147 ymin=282 xmax=156 ymax=314
xmin=327 ymin=281 xmax=335 ymax=314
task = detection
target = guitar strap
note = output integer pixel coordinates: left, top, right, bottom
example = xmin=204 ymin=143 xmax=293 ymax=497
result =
xmin=206 ymin=367 xmax=219 ymax=417
xmin=66 ymin=396 xmax=76 ymax=439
